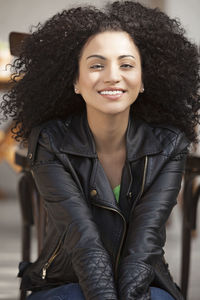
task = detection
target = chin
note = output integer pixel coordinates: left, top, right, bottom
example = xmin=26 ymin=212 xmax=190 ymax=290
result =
xmin=100 ymin=106 xmax=130 ymax=116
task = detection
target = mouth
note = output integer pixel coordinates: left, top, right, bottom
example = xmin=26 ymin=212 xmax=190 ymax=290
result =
xmin=97 ymin=89 xmax=126 ymax=100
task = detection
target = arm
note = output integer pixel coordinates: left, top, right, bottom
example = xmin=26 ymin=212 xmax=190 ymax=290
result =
xmin=118 ymin=132 xmax=189 ymax=300
xmin=31 ymin=128 xmax=118 ymax=300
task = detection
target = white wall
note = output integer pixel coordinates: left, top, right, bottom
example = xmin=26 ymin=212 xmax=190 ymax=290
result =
xmin=165 ymin=0 xmax=200 ymax=45
xmin=0 ymin=0 xmax=109 ymax=43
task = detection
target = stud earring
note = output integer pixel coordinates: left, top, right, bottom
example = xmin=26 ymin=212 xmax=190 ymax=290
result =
xmin=74 ymin=87 xmax=79 ymax=94
xmin=140 ymin=87 xmax=144 ymax=93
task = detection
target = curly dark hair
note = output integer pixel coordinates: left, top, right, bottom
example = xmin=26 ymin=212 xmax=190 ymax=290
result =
xmin=1 ymin=1 xmax=200 ymax=143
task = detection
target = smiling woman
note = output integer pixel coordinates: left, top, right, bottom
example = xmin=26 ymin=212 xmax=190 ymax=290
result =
xmin=0 ymin=1 xmax=199 ymax=300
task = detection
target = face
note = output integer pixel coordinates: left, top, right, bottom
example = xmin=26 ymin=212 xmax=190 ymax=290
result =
xmin=75 ymin=31 xmax=143 ymax=116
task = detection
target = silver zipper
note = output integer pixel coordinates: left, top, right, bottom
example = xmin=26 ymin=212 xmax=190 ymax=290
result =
xmin=129 ymin=156 xmax=148 ymax=216
xmin=140 ymin=156 xmax=148 ymax=198
xmin=42 ymin=237 xmax=63 ymax=279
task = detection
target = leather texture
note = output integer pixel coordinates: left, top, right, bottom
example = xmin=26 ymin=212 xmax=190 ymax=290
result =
xmin=19 ymin=110 xmax=189 ymax=300
xmin=118 ymin=261 xmax=154 ymax=299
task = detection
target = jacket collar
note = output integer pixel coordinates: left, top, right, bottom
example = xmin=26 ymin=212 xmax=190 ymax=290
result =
xmin=60 ymin=110 xmax=162 ymax=161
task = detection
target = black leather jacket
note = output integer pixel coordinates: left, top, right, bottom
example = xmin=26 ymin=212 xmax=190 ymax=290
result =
xmin=20 ymin=111 xmax=189 ymax=300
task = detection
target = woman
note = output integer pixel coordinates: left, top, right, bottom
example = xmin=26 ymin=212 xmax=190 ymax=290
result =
xmin=1 ymin=1 xmax=200 ymax=300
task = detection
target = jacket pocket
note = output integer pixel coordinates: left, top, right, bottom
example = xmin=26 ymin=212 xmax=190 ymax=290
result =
xmin=41 ymin=224 xmax=73 ymax=281
xmin=41 ymin=237 xmax=63 ymax=280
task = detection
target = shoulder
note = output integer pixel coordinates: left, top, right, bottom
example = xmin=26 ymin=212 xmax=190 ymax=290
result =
xmin=27 ymin=115 xmax=72 ymax=164
xmin=133 ymin=117 xmax=190 ymax=157
xmin=148 ymin=121 xmax=190 ymax=156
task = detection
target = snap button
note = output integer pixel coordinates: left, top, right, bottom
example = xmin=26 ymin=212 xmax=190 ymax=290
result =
xmin=28 ymin=153 xmax=33 ymax=159
xmin=65 ymin=121 xmax=70 ymax=127
xmin=90 ymin=189 xmax=97 ymax=197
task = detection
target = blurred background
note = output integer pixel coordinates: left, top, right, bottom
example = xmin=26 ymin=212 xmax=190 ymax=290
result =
xmin=0 ymin=0 xmax=199 ymax=299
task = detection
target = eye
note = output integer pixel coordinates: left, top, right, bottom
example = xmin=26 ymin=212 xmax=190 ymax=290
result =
xmin=121 ymin=64 xmax=134 ymax=69
xmin=90 ymin=64 xmax=104 ymax=70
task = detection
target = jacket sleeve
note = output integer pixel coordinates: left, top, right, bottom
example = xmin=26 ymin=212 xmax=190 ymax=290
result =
xmin=30 ymin=128 xmax=118 ymax=300
xmin=118 ymin=132 xmax=189 ymax=300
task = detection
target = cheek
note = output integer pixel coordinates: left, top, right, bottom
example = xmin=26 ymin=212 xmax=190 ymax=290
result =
xmin=79 ymin=72 xmax=100 ymax=90
xmin=127 ymin=72 xmax=142 ymax=88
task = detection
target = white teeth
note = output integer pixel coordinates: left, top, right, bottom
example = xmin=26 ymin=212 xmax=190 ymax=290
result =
xmin=100 ymin=90 xmax=123 ymax=95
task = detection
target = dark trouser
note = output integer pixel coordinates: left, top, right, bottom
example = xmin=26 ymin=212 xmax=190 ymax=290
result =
xmin=27 ymin=283 xmax=175 ymax=300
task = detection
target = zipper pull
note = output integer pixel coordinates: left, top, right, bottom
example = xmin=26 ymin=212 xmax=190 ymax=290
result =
xmin=42 ymin=268 xmax=46 ymax=280
xmin=42 ymin=263 xmax=48 ymax=279
xmin=127 ymin=191 xmax=132 ymax=203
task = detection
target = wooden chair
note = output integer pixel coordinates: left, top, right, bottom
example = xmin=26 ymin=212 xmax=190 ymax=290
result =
xmin=8 ymin=31 xmax=46 ymax=300
xmin=15 ymin=148 xmax=46 ymax=300
xmin=181 ymin=155 xmax=200 ymax=299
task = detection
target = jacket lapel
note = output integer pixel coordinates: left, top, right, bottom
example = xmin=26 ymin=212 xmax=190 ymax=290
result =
xmin=60 ymin=111 xmax=97 ymax=158
xmin=60 ymin=111 xmax=162 ymax=161
xmin=126 ymin=116 xmax=162 ymax=161
xmin=89 ymin=158 xmax=120 ymax=211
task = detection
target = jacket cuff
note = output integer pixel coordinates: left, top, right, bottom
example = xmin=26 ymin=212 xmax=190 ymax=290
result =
xmin=72 ymin=248 xmax=118 ymax=300
xmin=118 ymin=261 xmax=154 ymax=300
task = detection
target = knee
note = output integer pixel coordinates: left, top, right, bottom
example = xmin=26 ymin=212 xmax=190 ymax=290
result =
xmin=150 ymin=287 xmax=175 ymax=300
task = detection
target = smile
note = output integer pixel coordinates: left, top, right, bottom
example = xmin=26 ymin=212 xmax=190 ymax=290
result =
xmin=99 ymin=90 xmax=124 ymax=95
xmin=98 ymin=90 xmax=125 ymax=95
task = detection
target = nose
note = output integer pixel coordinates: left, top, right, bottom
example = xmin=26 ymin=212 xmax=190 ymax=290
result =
xmin=103 ymin=63 xmax=121 ymax=84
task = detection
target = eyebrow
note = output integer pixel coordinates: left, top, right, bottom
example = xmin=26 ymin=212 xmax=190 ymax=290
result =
xmin=86 ymin=54 xmax=135 ymax=60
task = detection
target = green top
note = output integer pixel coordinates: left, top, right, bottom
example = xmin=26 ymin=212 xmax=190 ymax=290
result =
xmin=113 ymin=184 xmax=120 ymax=203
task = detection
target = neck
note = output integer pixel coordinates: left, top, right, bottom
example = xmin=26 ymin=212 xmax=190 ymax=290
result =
xmin=86 ymin=108 xmax=130 ymax=154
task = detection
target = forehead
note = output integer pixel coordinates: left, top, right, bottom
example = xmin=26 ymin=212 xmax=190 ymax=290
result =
xmin=80 ymin=31 xmax=140 ymax=59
